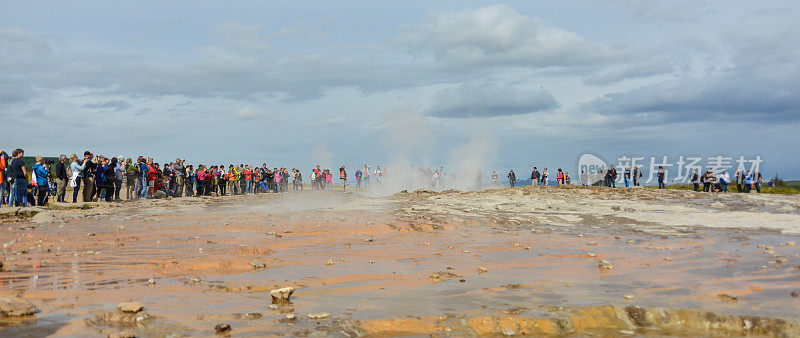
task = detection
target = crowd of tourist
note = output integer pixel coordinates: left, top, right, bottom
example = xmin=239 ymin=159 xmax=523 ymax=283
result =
xmin=0 ymin=148 xmax=773 ymax=208
xmin=0 ymin=148 xmax=387 ymax=207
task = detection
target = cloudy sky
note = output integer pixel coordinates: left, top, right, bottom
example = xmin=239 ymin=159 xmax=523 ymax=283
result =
xmin=2 ymin=1 xmax=799 ymax=178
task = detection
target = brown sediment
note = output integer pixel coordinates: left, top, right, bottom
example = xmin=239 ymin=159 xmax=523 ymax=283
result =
xmin=1 ymin=187 xmax=799 ymax=336
xmin=354 ymin=305 xmax=800 ymax=336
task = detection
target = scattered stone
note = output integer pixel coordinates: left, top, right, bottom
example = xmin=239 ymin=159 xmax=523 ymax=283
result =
xmin=446 ymin=266 xmax=455 ymax=270
xmin=459 ymin=279 xmax=466 ymax=283
xmin=0 ymin=296 xmax=38 ymax=316
xmin=577 ymin=234 xmax=584 ymax=237
xmin=587 ymin=252 xmax=597 ymax=257
xmin=286 ymin=313 xmax=295 ymax=319
xmin=786 ymin=241 xmax=796 ymax=246
xmin=791 ymin=291 xmax=798 ymax=298
xmin=664 ymin=257 xmax=671 ymax=261
xmin=269 ymin=287 xmax=294 ymax=301
xmin=251 ymin=259 xmax=267 ymax=269
xmin=147 ymin=278 xmax=156 ymax=285
xmin=598 ymin=259 xmax=614 ymax=270
xmin=776 ymin=257 xmax=788 ymax=264
xmin=214 ymin=323 xmax=231 ymax=334
xmin=245 ymin=312 xmax=262 ymax=319
xmin=478 ymin=267 xmax=488 ymax=273
xmin=364 ymin=237 xmax=374 ymax=242
xmin=615 ymin=236 xmax=622 ymax=240
xmin=620 ymin=330 xmax=635 ymax=335
xmin=117 ymin=302 xmax=144 ymax=313
xmin=269 ymin=304 xmax=279 ymax=310
xmin=190 ymin=277 xmax=202 ymax=283
xmin=626 ymin=240 xmax=635 ymax=244
xmin=717 ymin=293 xmax=738 ymax=302
xmin=462 ymin=250 xmax=470 ymax=253
xmin=502 ymin=328 xmax=516 ymax=336
xmin=326 ymin=260 xmax=334 ymax=265
xmin=308 ymin=312 xmax=329 ymax=319
xmin=623 ymin=295 xmax=634 ymax=300
xmin=369 ymin=260 xmax=375 ymax=264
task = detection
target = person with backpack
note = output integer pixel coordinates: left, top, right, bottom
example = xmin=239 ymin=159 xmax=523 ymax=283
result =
xmin=541 ymin=168 xmax=549 ymax=186
xmin=31 ymin=156 xmax=50 ymax=206
xmin=339 ymin=166 xmax=347 ymax=191
xmin=507 ymin=169 xmax=516 ymax=187
xmin=556 ymin=168 xmax=564 ymax=185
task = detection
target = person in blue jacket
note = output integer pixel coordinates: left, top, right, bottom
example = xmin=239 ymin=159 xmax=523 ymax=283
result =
xmin=32 ymin=155 xmax=50 ymax=206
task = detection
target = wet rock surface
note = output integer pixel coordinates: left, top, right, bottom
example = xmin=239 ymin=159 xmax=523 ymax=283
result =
xmin=1 ymin=189 xmax=799 ymax=336
xmin=0 ymin=296 xmax=37 ymax=316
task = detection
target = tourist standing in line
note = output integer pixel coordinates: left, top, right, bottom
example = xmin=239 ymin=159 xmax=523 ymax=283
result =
xmin=172 ymin=159 xmax=185 ymax=197
xmin=0 ymin=151 xmax=7 ymax=206
xmin=623 ymin=166 xmax=631 ymax=187
xmin=720 ymin=170 xmax=730 ymax=193
xmin=530 ymin=167 xmax=539 ymax=186
xmin=632 ymin=165 xmax=641 ymax=186
xmin=735 ymin=169 xmax=744 ymax=193
xmin=82 ymin=152 xmax=96 ymax=202
xmin=9 ymin=149 xmax=28 ymax=207
xmin=754 ymin=170 xmax=762 ymax=193
xmin=556 ymin=169 xmax=564 ymax=185
xmin=657 ymin=166 xmax=666 ymax=189
xmin=114 ymin=157 xmax=125 ymax=201
xmin=608 ymin=165 xmax=617 ymax=188
xmin=541 ymin=168 xmax=549 ymax=186
xmin=508 ymin=169 xmax=516 ymax=187
xmin=32 ymin=156 xmax=49 ymax=206
xmin=54 ymin=155 xmax=68 ymax=202
xmin=690 ymin=169 xmax=700 ymax=191
xmin=339 ymin=166 xmax=347 ymax=191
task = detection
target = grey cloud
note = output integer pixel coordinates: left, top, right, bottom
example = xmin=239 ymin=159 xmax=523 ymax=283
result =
xmin=428 ymin=84 xmax=559 ymax=118
xmin=84 ymin=99 xmax=132 ymax=111
xmin=583 ymin=58 xmax=676 ymax=85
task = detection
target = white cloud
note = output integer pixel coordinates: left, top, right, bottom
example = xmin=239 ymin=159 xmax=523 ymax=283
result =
xmin=397 ymin=4 xmax=619 ymax=68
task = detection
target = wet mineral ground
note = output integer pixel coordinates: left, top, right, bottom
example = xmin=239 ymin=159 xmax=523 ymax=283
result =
xmin=1 ymin=186 xmax=799 ymax=336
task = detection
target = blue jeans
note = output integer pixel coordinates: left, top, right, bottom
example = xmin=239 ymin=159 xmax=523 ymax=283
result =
xmin=624 ymin=178 xmax=630 ymax=187
xmin=0 ymin=182 xmax=5 ymax=206
xmin=721 ymin=182 xmax=728 ymax=192
xmin=13 ymin=178 xmax=28 ymax=206
xmin=140 ymin=174 xmax=148 ymax=198
xmin=246 ymin=180 xmax=253 ymax=194
xmin=658 ymin=180 xmax=665 ymax=189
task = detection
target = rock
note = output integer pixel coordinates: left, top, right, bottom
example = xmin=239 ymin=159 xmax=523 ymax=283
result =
xmin=586 ymin=241 xmax=597 ymax=246
xmin=623 ymin=295 xmax=634 ymax=300
xmin=93 ymin=311 xmax=148 ymax=326
xmin=446 ymin=266 xmax=455 ymax=270
xmin=251 ymin=259 xmax=267 ymax=269
xmin=502 ymin=328 xmax=516 ymax=336
xmin=269 ymin=287 xmax=294 ymax=301
xmin=776 ymin=257 xmax=788 ymax=264
xmin=190 ymin=277 xmax=201 ymax=283
xmin=214 ymin=323 xmax=231 ymax=334
xmin=108 ymin=330 xmax=136 ymax=338
xmin=147 ymin=278 xmax=156 ymax=285
xmin=308 ymin=312 xmax=329 ymax=319
xmin=369 ymin=260 xmax=375 ymax=264
xmin=478 ymin=267 xmax=488 ymax=273
xmin=791 ymin=291 xmax=798 ymax=298
xmin=117 ymin=302 xmax=144 ymax=313
xmin=786 ymin=241 xmax=796 ymax=246
xmin=325 ymin=259 xmax=334 ymax=265
xmin=717 ymin=293 xmax=738 ymax=302
xmin=587 ymin=252 xmax=597 ymax=257
xmin=0 ymin=296 xmax=37 ymax=316
xmin=459 ymin=279 xmax=466 ymax=283
xmin=598 ymin=259 xmax=614 ymax=270
xmin=620 ymin=330 xmax=635 ymax=335
xmin=462 ymin=250 xmax=470 ymax=253
xmin=286 ymin=313 xmax=295 ymax=319
xmin=269 ymin=304 xmax=279 ymax=310
xmin=364 ymin=237 xmax=374 ymax=242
